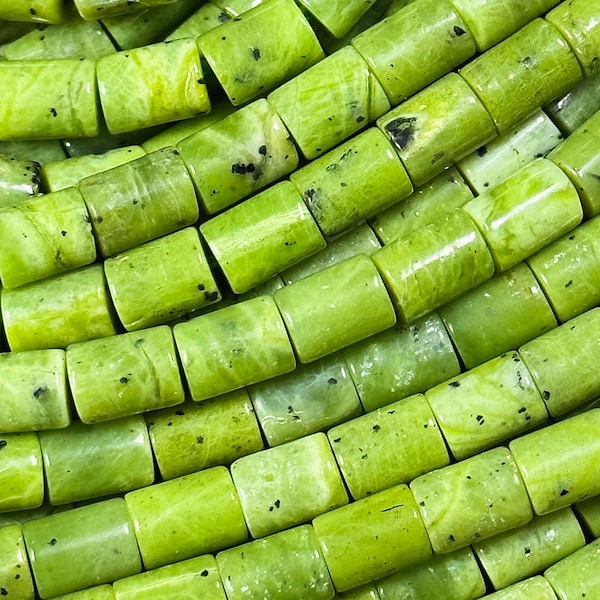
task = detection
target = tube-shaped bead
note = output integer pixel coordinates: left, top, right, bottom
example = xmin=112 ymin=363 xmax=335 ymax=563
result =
xmin=0 ymin=524 xmax=35 ymax=600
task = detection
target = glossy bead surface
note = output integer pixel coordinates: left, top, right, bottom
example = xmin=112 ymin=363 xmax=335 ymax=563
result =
xmin=0 ymin=155 xmax=41 ymax=207
xmin=296 ymin=0 xmax=373 ymax=38
xmin=51 ymin=585 xmax=115 ymax=600
xmin=483 ymin=576 xmax=558 ymax=600
xmin=0 ymin=524 xmax=35 ymax=600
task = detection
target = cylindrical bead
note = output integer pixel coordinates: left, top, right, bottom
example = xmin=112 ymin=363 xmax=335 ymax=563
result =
xmin=0 ymin=0 xmax=67 ymax=23
xmin=74 ymin=0 xmax=176 ymax=21
xmin=0 ymin=524 xmax=35 ymax=600
xmin=296 ymin=0 xmax=374 ymax=38
xmin=0 ymin=155 xmax=41 ymax=207
xmin=483 ymin=576 xmax=558 ymax=600
xmin=574 ymin=496 xmax=600 ymax=539
xmin=50 ymin=584 xmax=116 ymax=600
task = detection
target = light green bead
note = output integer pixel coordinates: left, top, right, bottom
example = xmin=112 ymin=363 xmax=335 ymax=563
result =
xmin=438 ymin=263 xmax=558 ymax=369
xmin=212 ymin=0 xmax=266 ymax=15
xmin=377 ymin=547 xmax=486 ymax=600
xmin=575 ymin=495 xmax=600 ymax=539
xmin=313 ymin=484 xmax=432 ymax=591
xmin=0 ymin=187 xmax=96 ymax=289
xmin=201 ymin=181 xmax=325 ymax=294
xmin=377 ymin=72 xmax=496 ymax=186
xmin=459 ymin=18 xmax=582 ymax=132
xmin=73 ymin=0 xmax=176 ymax=22
xmin=369 ymin=166 xmax=474 ymax=245
xmin=0 ymin=349 xmax=69 ymax=433
xmin=463 ymin=158 xmax=582 ymax=272
xmin=296 ymin=0 xmax=374 ymax=38
xmin=0 ymin=433 xmax=44 ymax=513
xmin=51 ymin=585 xmax=115 ymax=600
xmin=343 ymin=311 xmax=460 ymax=412
xmin=336 ymin=583 xmax=379 ymax=600
xmin=0 ymin=155 xmax=41 ymax=207
xmin=268 ymin=45 xmax=390 ymax=160
xmin=482 ymin=576 xmax=558 ymax=600
xmin=352 ymin=0 xmax=475 ymax=105
xmin=545 ymin=539 xmax=600 ymax=600
xmin=125 ymin=466 xmax=248 ymax=569
xmin=113 ymin=555 xmax=226 ymax=600
xmin=289 ymin=127 xmax=413 ymax=236
xmin=372 ymin=208 xmax=495 ymax=324
xmin=0 ymin=0 xmax=67 ymax=25
xmin=329 ymin=393 xmax=449 ymax=499
xmin=274 ymin=254 xmax=396 ymax=363
xmin=22 ymin=498 xmax=141 ymax=599
xmin=0 ymin=501 xmax=72 ymax=529
xmin=198 ymin=0 xmax=323 ymax=106
xmin=1 ymin=265 xmax=118 ymax=352
xmin=473 ymin=508 xmax=585 ymax=591
xmin=146 ymin=389 xmax=264 ymax=480
xmin=518 ymin=308 xmax=600 ymax=417
xmin=40 ymin=416 xmax=155 ymax=505
xmin=238 ymin=274 xmax=285 ymax=300
xmin=510 ymin=410 xmax=600 ymax=515
xmin=79 ymin=147 xmax=199 ymax=257
xmin=97 ymin=38 xmax=209 ymax=135
xmin=411 ymin=447 xmax=533 ymax=554
xmin=0 ymin=59 xmax=97 ymax=140
xmin=232 ymin=433 xmax=348 ymax=538
xmin=0 ymin=524 xmax=35 ymax=600
xmin=0 ymin=139 xmax=65 ymax=165
xmin=67 ymin=326 xmax=184 ymax=423
xmin=249 ymin=353 xmax=362 ymax=446
xmin=178 ymin=99 xmax=298 ymax=215
xmin=217 ymin=525 xmax=334 ymax=600
xmin=165 ymin=2 xmax=229 ymax=41
xmin=174 ymin=295 xmax=296 ymax=401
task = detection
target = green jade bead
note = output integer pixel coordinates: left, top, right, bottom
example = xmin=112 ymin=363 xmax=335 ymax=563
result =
xmin=369 ymin=166 xmax=474 ymax=245
xmin=518 ymin=308 xmax=600 ymax=417
xmin=0 ymin=59 xmax=98 ymax=140
xmin=124 ymin=466 xmax=248 ymax=569
xmin=473 ymin=508 xmax=585 ymax=591
xmin=0 ymin=433 xmax=44 ymax=513
xmin=231 ymin=433 xmax=348 ymax=538
xmin=377 ymin=72 xmax=496 ymax=187
xmin=296 ymin=0 xmax=375 ymax=38
xmin=0 ymin=501 xmax=73 ymax=529
xmin=217 ymin=525 xmax=334 ymax=600
xmin=328 ymin=393 xmax=449 ymax=499
xmin=67 ymin=325 xmax=184 ymax=423
xmin=105 ymin=227 xmax=221 ymax=330
xmin=289 ymin=127 xmax=413 ymax=237
xmin=1 ymin=265 xmax=118 ymax=352
xmin=268 ymin=45 xmax=390 ymax=160
xmin=459 ymin=18 xmax=582 ymax=133
xmin=547 ymin=109 xmax=600 ymax=218
xmin=177 ymin=99 xmax=298 ymax=214
xmin=51 ymin=585 xmax=116 ymax=600
xmin=79 ymin=146 xmax=199 ymax=257
xmin=411 ymin=447 xmax=533 ymax=554
xmin=376 ymin=547 xmax=486 ymax=600
xmin=249 ymin=353 xmax=362 ymax=447
xmin=372 ymin=208 xmax=495 ymax=324
xmin=274 ymin=254 xmax=396 ymax=363
xmin=42 ymin=146 xmax=146 ymax=192
xmin=462 ymin=158 xmax=582 ymax=272
xmin=336 ymin=583 xmax=379 ymax=600
xmin=0 ymin=524 xmax=35 ymax=600
xmin=74 ymin=0 xmax=175 ymax=20
xmin=22 ymin=498 xmax=141 ymax=598
xmin=482 ymin=577 xmax=558 ymax=600
xmin=343 ymin=311 xmax=460 ymax=412
xmin=96 ymin=38 xmax=209 ymax=135
xmin=527 ymin=216 xmax=600 ymax=322
xmin=438 ymin=262 xmax=557 ymax=369
xmin=238 ymin=274 xmax=285 ymax=300
xmin=313 ymin=484 xmax=432 ymax=591
xmin=197 ymin=0 xmax=323 ymax=106
xmin=457 ymin=110 xmax=563 ymax=195
xmin=146 ymin=389 xmax=264 ymax=480
xmin=201 ymin=181 xmax=326 ymax=294
xmin=0 ymin=187 xmax=96 ymax=289
xmin=0 ymin=348 xmax=70 ymax=433
xmin=447 ymin=0 xmax=561 ymax=51
xmin=113 ymin=555 xmax=226 ymax=600
xmin=0 ymin=0 xmax=67 ymax=25
xmin=212 ymin=0 xmax=266 ymax=15
xmin=39 ymin=415 xmax=155 ymax=505
xmin=174 ymin=295 xmax=296 ymax=401
xmin=510 ymin=410 xmax=600 ymax=515
xmin=0 ymin=21 xmax=36 ymax=44
xmin=545 ymin=538 xmax=600 ymax=599
xmin=0 ymin=139 xmax=65 ymax=165
xmin=0 ymin=155 xmax=41 ymax=207
xmin=574 ymin=496 xmax=600 ymax=539
xmin=352 ymin=0 xmax=475 ymax=105
xmin=165 ymin=2 xmax=230 ymax=42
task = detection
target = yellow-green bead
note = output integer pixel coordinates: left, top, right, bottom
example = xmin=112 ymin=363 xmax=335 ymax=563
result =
xmin=0 ymin=155 xmax=41 ymax=208
xmin=74 ymin=0 xmax=176 ymax=20
xmin=50 ymin=585 xmax=115 ymax=600
xmin=482 ymin=576 xmax=558 ymax=600
xmin=0 ymin=524 xmax=35 ymax=600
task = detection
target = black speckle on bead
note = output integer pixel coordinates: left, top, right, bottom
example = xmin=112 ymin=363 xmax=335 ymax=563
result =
xmin=372 ymin=424 xmax=381 ymax=432
xmin=332 ymin=437 xmax=341 ymax=443
xmin=200 ymin=569 xmax=209 ymax=577
xmin=50 ymin=107 xmax=58 ymax=117
xmin=476 ymin=414 xmax=485 ymax=425
xmin=476 ymin=145 xmax=487 ymax=157
xmin=204 ymin=290 xmax=219 ymax=302
xmin=197 ymin=283 xmax=205 ymax=291
xmin=175 ymin=410 xmax=184 ymax=416
xmin=453 ymin=25 xmax=466 ymax=36
xmin=49 ymin=538 xmax=58 ymax=546
xmin=560 ymin=488 xmax=569 ymax=496
xmin=33 ymin=385 xmax=48 ymax=399
xmin=0 ymin=440 xmax=7 ymax=450
xmin=565 ymin=280 xmax=573 ymax=287
xmin=30 ymin=7 xmax=37 ymax=14
xmin=197 ymin=436 xmax=204 ymax=444
xmin=61 ymin=230 xmax=67 ymax=236
xmin=120 ymin=376 xmax=129 ymax=384
xmin=218 ymin=11 xmax=230 ymax=22
xmin=385 ymin=116 xmax=417 ymax=151
xmin=0 ymin=587 xmax=7 ymax=596
xmin=543 ymin=390 xmax=551 ymax=401
xmin=251 ymin=47 xmax=261 ymax=60
xmin=328 ymin=377 xmax=337 ymax=385
xmin=258 ymin=145 xmax=267 ymax=155
xmin=518 ymin=406 xmax=527 ymax=414
xmin=448 ymin=381 xmax=460 ymax=388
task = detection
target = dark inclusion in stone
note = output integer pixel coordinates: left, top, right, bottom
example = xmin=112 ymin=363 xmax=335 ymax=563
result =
xmin=385 ymin=116 xmax=417 ymax=151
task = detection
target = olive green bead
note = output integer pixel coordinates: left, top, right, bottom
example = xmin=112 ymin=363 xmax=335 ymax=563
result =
xmin=483 ymin=577 xmax=558 ymax=600
xmin=296 ymin=0 xmax=374 ymax=38
xmin=0 ymin=0 xmax=67 ymax=23
xmin=411 ymin=447 xmax=533 ymax=554
xmin=0 ymin=524 xmax=35 ymax=600
xmin=165 ymin=2 xmax=228 ymax=41
xmin=289 ymin=127 xmax=413 ymax=236
xmin=377 ymin=72 xmax=497 ymax=186
xmin=0 ymin=155 xmax=41 ymax=207
xmin=74 ymin=0 xmax=176 ymax=20
xmin=174 ymin=295 xmax=296 ymax=401
xmin=459 ymin=18 xmax=582 ymax=132
xmin=125 ymin=466 xmax=248 ymax=569
xmin=575 ymin=495 xmax=600 ymax=538
xmin=146 ymin=389 xmax=264 ymax=480
xmin=274 ymin=254 xmax=396 ymax=363
xmin=352 ymin=0 xmax=475 ymax=105
xmin=0 ymin=139 xmax=65 ymax=165
xmin=0 ymin=21 xmax=36 ymax=44
xmin=336 ymin=583 xmax=379 ymax=600
xmin=51 ymin=585 xmax=115 ymax=600
xmin=212 ymin=0 xmax=267 ymax=15
xmin=67 ymin=326 xmax=184 ymax=423
xmin=462 ymin=158 xmax=582 ymax=272
xmin=178 ymin=99 xmax=298 ymax=215
xmin=372 ymin=208 xmax=495 ymax=324
xmin=268 ymin=45 xmax=390 ymax=160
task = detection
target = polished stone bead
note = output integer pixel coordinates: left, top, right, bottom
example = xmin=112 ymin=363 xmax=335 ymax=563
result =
xmin=482 ymin=576 xmax=559 ymax=599
xmin=74 ymin=0 xmax=175 ymax=20
xmin=165 ymin=1 xmax=228 ymax=41
xmin=51 ymin=585 xmax=115 ymax=600
xmin=574 ymin=496 xmax=600 ymax=539
xmin=0 ymin=155 xmax=40 ymax=207
xmin=0 ymin=524 xmax=35 ymax=600
xmin=0 ymin=0 xmax=67 ymax=23
xmin=335 ymin=583 xmax=379 ymax=600
xmin=545 ymin=539 xmax=600 ymax=599
xmin=296 ymin=0 xmax=374 ymax=38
